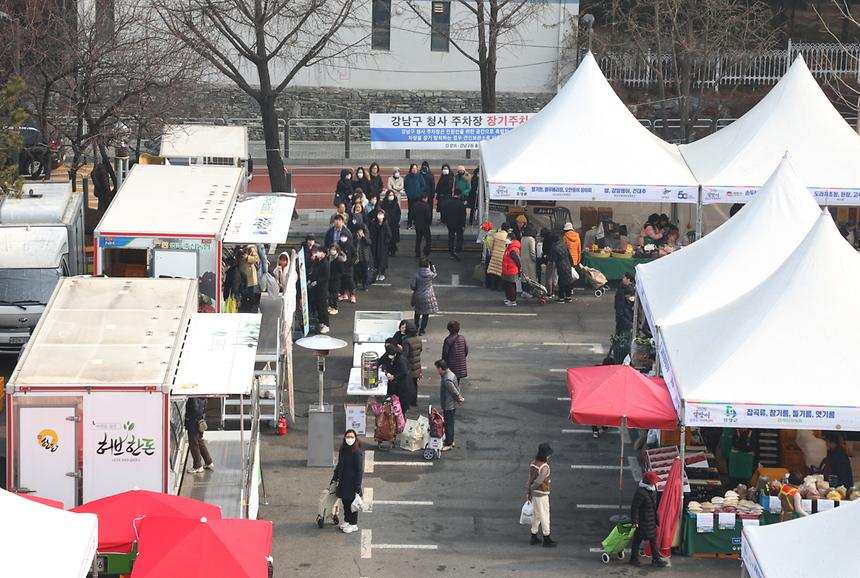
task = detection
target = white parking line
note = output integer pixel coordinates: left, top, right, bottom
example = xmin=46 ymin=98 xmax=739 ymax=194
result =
xmin=549 ymin=369 xmax=567 ymax=373
xmin=431 ymin=311 xmax=537 ymax=317
xmin=571 ymin=464 xmax=631 ymax=470
xmin=576 ymin=504 xmax=623 ymax=509
xmin=361 ymin=529 xmax=373 ymax=558
xmin=365 ymin=450 xmax=374 ymax=473
xmin=362 ymin=488 xmax=374 ymax=512
xmin=373 ymin=461 xmax=434 ymax=467
xmin=417 ymin=394 xmax=430 ymax=399
xmin=628 ymin=456 xmax=643 ymax=481
xmin=374 ymin=500 xmax=435 ymax=506
xmin=543 ymin=342 xmax=606 ymax=354
xmin=557 ymin=396 xmax=571 ymax=401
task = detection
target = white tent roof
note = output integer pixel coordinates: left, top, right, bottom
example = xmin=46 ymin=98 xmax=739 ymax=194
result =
xmin=160 ymin=124 xmax=249 ymax=160
xmin=680 ymin=56 xmax=860 ymax=204
xmin=480 ymin=53 xmax=699 ymax=204
xmin=636 ymin=155 xmax=821 ymax=328
xmin=0 ymin=489 xmax=98 ymax=578
xmin=172 ymin=313 xmax=261 ymax=396
xmin=661 ymin=211 xmax=860 ymax=428
xmin=742 ymin=500 xmax=860 ymax=578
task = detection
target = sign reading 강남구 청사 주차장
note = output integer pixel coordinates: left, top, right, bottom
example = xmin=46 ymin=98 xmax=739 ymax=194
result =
xmin=369 ymin=113 xmax=533 ymax=149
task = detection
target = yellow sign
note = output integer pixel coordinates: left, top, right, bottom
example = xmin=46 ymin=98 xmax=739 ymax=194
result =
xmin=37 ymin=428 xmax=60 ymax=453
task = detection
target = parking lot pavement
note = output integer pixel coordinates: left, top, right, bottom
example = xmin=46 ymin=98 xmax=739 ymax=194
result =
xmin=259 ymin=250 xmax=740 ymax=577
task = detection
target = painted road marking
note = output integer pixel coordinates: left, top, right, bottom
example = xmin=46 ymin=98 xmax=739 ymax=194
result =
xmin=365 ymin=450 xmax=374 ymax=473
xmin=417 ymin=394 xmax=430 ymax=399
xmin=562 ymin=428 xmax=620 ymax=435
xmin=373 ymin=461 xmax=434 ymax=467
xmin=557 ymin=396 xmax=571 ymax=401
xmin=431 ymin=311 xmax=537 ymax=317
xmin=362 ymin=488 xmax=374 ymax=512
xmin=571 ymin=464 xmax=632 ymax=470
xmin=543 ymin=342 xmax=605 ymax=354
xmin=360 ymin=529 xmax=438 ymax=559
xmin=629 ymin=456 xmax=643 ymax=481
xmin=374 ymin=500 xmax=434 ymax=506
xmin=361 ymin=529 xmax=372 ymax=558
xmin=576 ymin=504 xmax=623 ymax=509
xmin=451 ymin=274 xmax=459 ymax=286
xmin=549 ymin=369 xmax=567 ymax=373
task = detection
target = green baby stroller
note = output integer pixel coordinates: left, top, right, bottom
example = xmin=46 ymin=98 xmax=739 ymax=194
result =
xmin=600 ymin=515 xmax=635 ymax=564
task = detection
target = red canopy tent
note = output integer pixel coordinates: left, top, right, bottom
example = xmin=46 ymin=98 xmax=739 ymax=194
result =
xmin=72 ymin=489 xmax=222 ymax=553
xmin=131 ymin=517 xmax=273 ymax=578
xmin=567 ymin=365 xmax=679 ymax=510
xmin=566 ymin=365 xmax=678 ymax=429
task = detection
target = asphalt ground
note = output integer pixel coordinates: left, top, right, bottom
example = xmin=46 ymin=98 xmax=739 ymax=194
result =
xmin=0 ymin=246 xmax=740 ymax=577
xmin=258 ymin=250 xmax=739 ymax=578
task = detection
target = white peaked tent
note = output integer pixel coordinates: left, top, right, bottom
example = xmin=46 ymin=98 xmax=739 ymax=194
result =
xmin=480 ymin=52 xmax=699 ymax=204
xmin=742 ymin=500 xmax=860 ymax=578
xmin=680 ymin=56 xmax=860 ymax=205
xmin=636 ymin=155 xmax=820 ymax=329
xmin=660 ymin=210 xmax=860 ymax=430
xmin=0 ymin=489 xmax=98 ymax=578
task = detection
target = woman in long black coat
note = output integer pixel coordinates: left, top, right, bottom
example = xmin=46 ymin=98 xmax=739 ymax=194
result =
xmin=332 ymin=430 xmax=363 ymax=533
xmin=380 ymin=190 xmax=401 ymax=256
xmin=629 ymin=470 xmax=667 ymax=567
xmin=368 ymin=210 xmax=392 ymax=281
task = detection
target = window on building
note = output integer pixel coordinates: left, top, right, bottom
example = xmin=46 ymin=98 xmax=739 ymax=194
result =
xmin=371 ymin=0 xmax=391 ymax=51
xmin=430 ymin=1 xmax=450 ymax=52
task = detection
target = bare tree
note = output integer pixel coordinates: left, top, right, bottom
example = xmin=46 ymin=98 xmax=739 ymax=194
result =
xmin=404 ymin=0 xmax=546 ymax=113
xmin=157 ymin=0 xmax=355 ymax=192
xmin=815 ymin=1 xmax=860 ymax=117
xmin=0 ymin=76 xmax=27 ymax=197
xmin=599 ymin=0 xmax=776 ymax=141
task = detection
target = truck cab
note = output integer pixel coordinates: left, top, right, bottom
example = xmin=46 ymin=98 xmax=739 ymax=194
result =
xmin=0 ymin=183 xmax=85 ymax=353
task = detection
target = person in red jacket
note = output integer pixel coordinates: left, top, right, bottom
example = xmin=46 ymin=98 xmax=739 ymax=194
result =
xmin=501 ymin=238 xmax=522 ymax=307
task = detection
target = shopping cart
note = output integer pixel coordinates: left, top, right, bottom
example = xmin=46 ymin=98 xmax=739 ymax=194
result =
xmin=599 ymin=515 xmax=635 ymax=564
xmin=580 ymin=265 xmax=610 ymax=297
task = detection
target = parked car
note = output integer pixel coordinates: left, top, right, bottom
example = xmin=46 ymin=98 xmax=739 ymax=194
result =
xmin=15 ymin=126 xmax=63 ymax=179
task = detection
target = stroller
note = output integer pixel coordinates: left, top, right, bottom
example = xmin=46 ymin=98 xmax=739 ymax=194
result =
xmin=423 ymin=406 xmax=446 ymax=461
xmin=599 ymin=515 xmax=635 ymax=564
xmin=520 ymin=274 xmax=549 ymax=305
xmin=580 ymin=265 xmax=610 ymax=297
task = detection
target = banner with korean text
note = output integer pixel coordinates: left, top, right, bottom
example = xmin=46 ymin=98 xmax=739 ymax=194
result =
xmin=683 ymin=401 xmax=860 ymax=431
xmin=702 ymin=186 xmax=860 ymax=205
xmin=489 ymin=182 xmax=699 ymax=203
xmin=369 ymin=113 xmax=533 ymax=149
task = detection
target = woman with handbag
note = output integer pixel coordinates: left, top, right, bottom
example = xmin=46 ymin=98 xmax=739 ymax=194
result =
xmin=332 ymin=430 xmax=364 ymax=534
xmin=185 ymin=397 xmax=214 ymax=474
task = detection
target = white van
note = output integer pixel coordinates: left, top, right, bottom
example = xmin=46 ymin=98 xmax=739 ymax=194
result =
xmin=0 ymin=182 xmax=85 ymax=353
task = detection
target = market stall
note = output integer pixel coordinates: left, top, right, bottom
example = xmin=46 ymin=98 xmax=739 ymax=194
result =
xmin=742 ymin=499 xmax=860 ymax=577
xmin=0 ymin=488 xmax=98 ymax=578
xmin=582 ymin=253 xmax=654 ymax=281
xmin=94 ymin=164 xmax=296 ymax=311
xmin=635 ymin=155 xmax=821 ymax=330
xmin=680 ymin=56 xmax=860 ymax=205
xmin=5 ymin=278 xmax=262 ymax=513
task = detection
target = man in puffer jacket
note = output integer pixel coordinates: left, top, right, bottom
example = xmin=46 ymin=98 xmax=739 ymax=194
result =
xmin=402 ymin=320 xmax=423 ymax=409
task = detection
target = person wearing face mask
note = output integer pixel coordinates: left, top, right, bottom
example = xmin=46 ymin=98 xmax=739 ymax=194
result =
xmin=308 ymin=245 xmax=330 ymax=334
xmin=325 ymin=214 xmax=353 ymax=248
xmin=368 ymin=209 xmax=392 ymax=281
xmin=404 ymin=163 xmax=425 ymax=229
xmin=353 ymin=225 xmax=373 ymax=291
xmin=332 ymin=430 xmax=364 ymax=534
xmin=272 ymin=252 xmax=290 ymax=294
xmin=380 ymin=190 xmax=401 ymax=256
xmin=526 ymin=443 xmax=556 ymax=547
xmin=338 ymin=235 xmax=358 ymax=304
xmin=387 ymin=167 xmax=405 ymax=200
xmin=327 ymin=244 xmax=346 ymax=317
xmin=468 ymin=167 xmax=480 ymax=226
xmin=379 ymin=342 xmax=411 ymax=411
xmin=436 ymin=359 xmax=463 ymax=451
xmin=435 ymin=164 xmax=454 ymax=223
xmin=454 ymin=166 xmax=471 ymax=206
xmin=367 ymin=162 xmax=384 ymax=202
xmin=334 ymin=169 xmax=353 ymax=208
xmin=352 ymin=167 xmax=370 ymax=197
xmin=347 ymin=202 xmax=367 ymax=237
xmin=420 ymin=161 xmax=435 ymax=204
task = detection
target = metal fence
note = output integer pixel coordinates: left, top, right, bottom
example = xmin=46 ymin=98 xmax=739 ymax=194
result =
xmin=596 ymin=42 xmax=860 ymax=88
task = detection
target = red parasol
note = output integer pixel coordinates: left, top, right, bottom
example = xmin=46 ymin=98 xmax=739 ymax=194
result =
xmin=16 ymin=493 xmax=65 ymax=509
xmin=567 ymin=365 xmax=678 ymax=429
xmin=72 ymin=489 xmax=222 ymax=553
xmin=646 ymin=456 xmax=682 ymax=559
xmin=131 ymin=516 xmax=273 ymax=578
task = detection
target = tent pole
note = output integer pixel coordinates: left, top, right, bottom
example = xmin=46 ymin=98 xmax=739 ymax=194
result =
xmin=619 ymin=416 xmax=626 ymax=511
xmin=240 ymin=393 xmax=246 ymax=519
xmin=679 ymin=410 xmax=686 ymax=525
xmin=695 ymin=185 xmax=703 ymax=240
xmin=628 ymin=296 xmax=639 ymax=365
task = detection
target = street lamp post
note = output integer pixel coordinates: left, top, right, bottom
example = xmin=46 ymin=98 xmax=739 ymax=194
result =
xmin=582 ymin=13 xmax=595 ymax=53
xmin=296 ymin=334 xmax=347 ymax=467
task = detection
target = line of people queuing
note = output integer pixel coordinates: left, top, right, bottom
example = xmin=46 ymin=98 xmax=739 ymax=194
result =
xmin=305 ymin=162 xmax=479 ymax=334
xmin=482 ymin=215 xmax=583 ymax=307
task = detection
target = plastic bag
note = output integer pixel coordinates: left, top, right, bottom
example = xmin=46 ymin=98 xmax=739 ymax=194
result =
xmin=520 ymin=500 xmax=534 ymax=525
xmin=351 ymin=493 xmax=363 ymax=513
